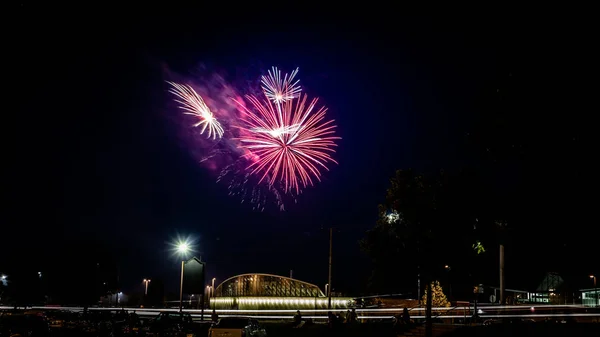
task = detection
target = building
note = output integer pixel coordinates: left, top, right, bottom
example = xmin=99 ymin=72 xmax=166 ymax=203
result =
xmin=479 ymin=272 xmax=585 ymax=305
xmin=528 ymin=272 xmax=579 ymax=305
xmin=486 ymin=286 xmax=530 ymax=304
xmin=210 ymin=273 xmax=355 ymax=310
xmin=581 ymin=288 xmax=599 ymax=307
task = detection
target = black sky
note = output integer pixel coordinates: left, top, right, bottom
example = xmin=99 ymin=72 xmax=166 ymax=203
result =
xmin=5 ymin=7 xmax=596 ymax=296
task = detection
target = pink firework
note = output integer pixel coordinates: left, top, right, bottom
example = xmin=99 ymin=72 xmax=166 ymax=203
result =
xmin=234 ymin=93 xmax=340 ymax=194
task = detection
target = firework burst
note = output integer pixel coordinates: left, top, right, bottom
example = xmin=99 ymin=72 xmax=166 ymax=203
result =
xmin=166 ymin=65 xmax=341 ymax=211
xmin=234 ymin=93 xmax=340 ymax=194
xmin=167 ymin=81 xmax=224 ymax=139
xmin=261 ymin=66 xmax=302 ymax=104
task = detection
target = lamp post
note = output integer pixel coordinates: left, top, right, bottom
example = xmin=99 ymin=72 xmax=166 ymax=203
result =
xmin=445 ymin=265 xmax=452 ymax=301
xmin=143 ymin=279 xmax=151 ymax=295
xmin=177 ymin=242 xmax=190 ymax=312
xmin=211 ymin=278 xmax=216 ymax=309
xmin=328 ymin=228 xmax=333 ymax=310
xmin=591 ymin=275 xmax=597 ymax=307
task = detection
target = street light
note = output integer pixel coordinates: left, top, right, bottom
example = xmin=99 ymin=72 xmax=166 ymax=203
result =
xmin=591 ymin=275 xmax=597 ymax=307
xmin=143 ymin=279 xmax=151 ymax=295
xmin=445 ymin=265 xmax=452 ymax=301
xmin=211 ymin=278 xmax=216 ymax=309
xmin=116 ymin=291 xmax=123 ymax=306
xmin=178 ymin=242 xmax=189 ymax=254
xmin=177 ymin=241 xmax=190 ymax=312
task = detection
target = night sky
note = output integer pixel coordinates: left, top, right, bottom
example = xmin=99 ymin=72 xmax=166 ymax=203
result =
xmin=6 ymin=8 xmax=596 ymax=297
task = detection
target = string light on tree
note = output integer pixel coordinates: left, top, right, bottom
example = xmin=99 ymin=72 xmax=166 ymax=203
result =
xmin=421 ymin=281 xmax=450 ymax=308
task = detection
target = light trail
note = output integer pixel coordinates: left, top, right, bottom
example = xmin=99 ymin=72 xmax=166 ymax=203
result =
xmin=3 ymin=304 xmax=598 ymax=320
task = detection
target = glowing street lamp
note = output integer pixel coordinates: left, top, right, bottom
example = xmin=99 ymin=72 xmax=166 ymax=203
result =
xmin=591 ymin=275 xmax=597 ymax=307
xmin=444 ymin=265 xmax=452 ymax=300
xmin=143 ymin=279 xmax=151 ymax=295
xmin=177 ymin=243 xmax=190 ymax=254
xmin=176 ymin=241 xmax=191 ymax=312
xmin=211 ymin=278 xmax=216 ymax=309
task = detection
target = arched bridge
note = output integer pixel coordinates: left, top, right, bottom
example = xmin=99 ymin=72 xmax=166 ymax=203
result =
xmin=211 ymin=273 xmax=354 ymax=310
xmin=214 ymin=273 xmax=325 ymax=298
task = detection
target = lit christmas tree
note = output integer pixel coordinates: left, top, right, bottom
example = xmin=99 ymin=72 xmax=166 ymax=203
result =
xmin=422 ymin=281 xmax=450 ymax=307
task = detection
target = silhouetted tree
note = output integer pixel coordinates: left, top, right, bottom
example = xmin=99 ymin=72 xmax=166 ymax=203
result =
xmin=359 ymin=216 xmax=405 ymax=293
xmin=362 ymin=169 xmax=478 ymax=337
xmin=361 ymin=169 xmax=478 ymax=291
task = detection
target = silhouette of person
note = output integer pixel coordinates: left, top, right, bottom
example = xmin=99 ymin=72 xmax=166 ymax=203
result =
xmin=327 ymin=311 xmax=335 ymax=328
xmin=348 ymin=308 xmax=357 ymax=324
xmin=402 ymin=307 xmax=411 ymax=325
xmin=293 ymin=310 xmax=302 ymax=327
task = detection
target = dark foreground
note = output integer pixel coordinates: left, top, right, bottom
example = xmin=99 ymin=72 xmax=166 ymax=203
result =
xmin=1 ymin=309 xmax=600 ymax=336
xmin=3 ymin=322 xmax=600 ymax=336
xmin=268 ymin=323 xmax=600 ymax=337
xmin=443 ymin=323 xmax=600 ymax=337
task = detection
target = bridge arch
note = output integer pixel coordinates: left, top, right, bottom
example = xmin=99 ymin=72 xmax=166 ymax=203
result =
xmin=214 ymin=273 xmax=325 ymax=298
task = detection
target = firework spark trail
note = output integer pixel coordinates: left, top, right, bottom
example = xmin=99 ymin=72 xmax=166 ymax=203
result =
xmin=234 ymin=93 xmax=341 ymax=194
xmin=261 ymin=67 xmax=302 ymax=104
xmin=217 ymin=161 xmax=285 ymax=211
xmin=167 ymin=81 xmax=225 ymax=139
xmin=199 ymin=149 xmax=231 ymax=163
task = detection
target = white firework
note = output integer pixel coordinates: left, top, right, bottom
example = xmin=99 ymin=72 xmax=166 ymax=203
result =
xmin=260 ymin=66 xmax=302 ymax=104
xmin=250 ymin=123 xmax=301 ymax=138
xmin=167 ymin=81 xmax=224 ymax=139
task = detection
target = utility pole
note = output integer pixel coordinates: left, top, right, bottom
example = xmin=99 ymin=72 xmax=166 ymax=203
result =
xmin=499 ymin=244 xmax=505 ymax=304
xmin=200 ymin=258 xmax=205 ymax=321
xmin=417 ymin=266 xmax=421 ymax=303
xmin=116 ymin=269 xmax=120 ymax=307
xmin=328 ymin=227 xmax=333 ymax=310
xmin=417 ymin=240 xmax=421 ymax=304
